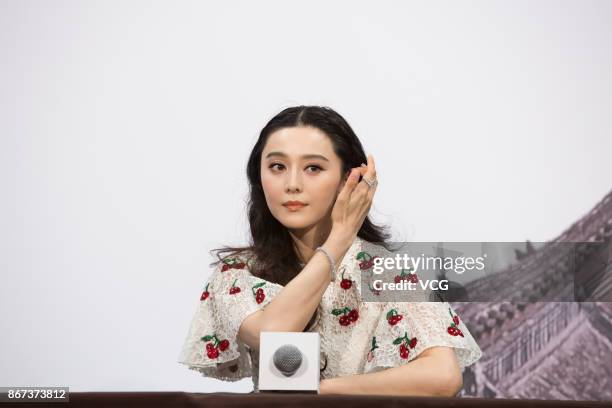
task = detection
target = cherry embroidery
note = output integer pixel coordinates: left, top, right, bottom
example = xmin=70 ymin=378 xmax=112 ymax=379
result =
xmin=340 ymin=268 xmax=353 ymax=290
xmin=367 ymin=336 xmax=379 ymax=362
xmin=221 ymin=257 xmax=247 ymax=272
xmin=200 ymin=283 xmax=210 ymax=301
xmin=201 ymin=334 xmax=230 ymax=359
xmin=386 ymin=308 xmax=404 ymax=325
xmin=394 ymin=268 xmax=418 ymax=283
xmin=252 ymin=281 xmax=266 ymax=304
xmin=228 ymin=279 xmax=241 ymax=295
xmin=356 ymin=251 xmax=379 ymax=270
xmin=393 ymin=331 xmax=417 ymax=359
xmin=447 ymin=307 xmax=464 ymax=337
xmin=331 ymin=306 xmax=359 ymax=326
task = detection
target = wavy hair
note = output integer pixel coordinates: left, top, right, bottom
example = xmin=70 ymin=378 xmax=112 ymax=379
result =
xmin=211 ymin=106 xmax=391 ymax=286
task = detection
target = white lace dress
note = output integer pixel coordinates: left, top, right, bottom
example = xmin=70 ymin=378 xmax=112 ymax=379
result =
xmin=177 ymin=236 xmax=483 ymax=392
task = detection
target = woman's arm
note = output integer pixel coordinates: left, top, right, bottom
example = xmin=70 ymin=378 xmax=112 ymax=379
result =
xmin=319 ymin=346 xmax=463 ymax=397
xmin=237 ymin=230 xmax=353 ymax=351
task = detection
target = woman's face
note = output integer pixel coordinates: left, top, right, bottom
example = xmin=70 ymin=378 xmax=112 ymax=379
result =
xmin=260 ymin=126 xmax=347 ymax=232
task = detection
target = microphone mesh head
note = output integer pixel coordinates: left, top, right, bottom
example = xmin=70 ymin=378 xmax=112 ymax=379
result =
xmin=272 ymin=344 xmax=303 ymax=377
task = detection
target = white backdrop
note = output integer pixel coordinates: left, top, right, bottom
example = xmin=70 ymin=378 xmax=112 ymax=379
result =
xmin=1 ymin=0 xmax=611 ymax=393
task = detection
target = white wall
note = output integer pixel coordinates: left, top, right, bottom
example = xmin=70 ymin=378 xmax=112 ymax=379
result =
xmin=1 ymin=0 xmax=611 ymax=392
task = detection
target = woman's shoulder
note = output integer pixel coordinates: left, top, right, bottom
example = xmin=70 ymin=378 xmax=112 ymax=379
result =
xmin=204 ymin=248 xmax=256 ymax=290
xmin=212 ymin=248 xmax=284 ymax=288
xmin=353 ymin=236 xmax=395 ymax=263
xmin=211 ymin=247 xmax=256 ymax=270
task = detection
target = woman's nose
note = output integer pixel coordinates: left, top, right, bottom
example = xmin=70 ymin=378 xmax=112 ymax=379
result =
xmin=285 ymin=168 xmax=303 ymax=193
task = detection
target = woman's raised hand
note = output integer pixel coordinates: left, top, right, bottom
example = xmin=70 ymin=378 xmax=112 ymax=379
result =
xmin=329 ymin=154 xmax=378 ymax=243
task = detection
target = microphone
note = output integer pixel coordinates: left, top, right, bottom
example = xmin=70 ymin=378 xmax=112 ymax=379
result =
xmin=273 ymin=344 xmax=303 ymax=377
xmin=258 ymin=332 xmax=320 ymax=392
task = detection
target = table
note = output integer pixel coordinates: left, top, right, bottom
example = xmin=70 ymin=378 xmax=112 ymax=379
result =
xmin=4 ymin=392 xmax=611 ymax=407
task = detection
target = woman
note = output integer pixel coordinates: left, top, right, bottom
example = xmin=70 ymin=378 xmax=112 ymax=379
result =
xmin=178 ymin=106 xmax=482 ymax=396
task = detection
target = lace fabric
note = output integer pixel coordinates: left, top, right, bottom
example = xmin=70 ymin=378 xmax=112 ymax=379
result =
xmin=177 ymin=236 xmax=483 ymax=392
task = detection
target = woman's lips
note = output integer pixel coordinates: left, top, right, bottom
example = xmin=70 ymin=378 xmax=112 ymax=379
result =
xmin=284 ymin=203 xmax=307 ymax=211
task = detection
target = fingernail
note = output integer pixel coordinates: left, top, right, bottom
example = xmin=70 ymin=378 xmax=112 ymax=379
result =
xmin=361 ymin=163 xmax=366 ymax=167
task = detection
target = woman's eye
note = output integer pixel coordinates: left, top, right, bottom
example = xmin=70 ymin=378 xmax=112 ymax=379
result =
xmin=269 ymin=163 xmax=321 ymax=173
xmin=270 ymin=163 xmax=285 ymax=171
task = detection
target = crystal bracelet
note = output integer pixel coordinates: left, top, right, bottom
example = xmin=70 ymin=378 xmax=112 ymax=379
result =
xmin=315 ymin=246 xmax=336 ymax=282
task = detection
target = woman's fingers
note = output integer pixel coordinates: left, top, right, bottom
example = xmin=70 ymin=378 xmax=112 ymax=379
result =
xmin=366 ymin=179 xmax=377 ymax=208
xmin=356 ymin=154 xmax=377 ymax=209
xmin=338 ymin=155 xmax=378 ymax=203
xmin=353 ymin=154 xmax=376 ymax=196
xmin=364 ymin=154 xmax=376 ymax=180
xmin=331 ymin=155 xmax=378 ymax=235
xmin=355 ymin=156 xmax=376 ymax=185
xmin=337 ymin=168 xmax=361 ymax=204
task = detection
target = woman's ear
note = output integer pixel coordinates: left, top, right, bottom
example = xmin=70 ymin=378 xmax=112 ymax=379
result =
xmin=343 ymin=169 xmax=352 ymax=181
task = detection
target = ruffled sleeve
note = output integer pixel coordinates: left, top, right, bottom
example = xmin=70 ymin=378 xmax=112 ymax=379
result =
xmin=364 ymin=301 xmax=482 ymax=373
xmin=177 ymin=255 xmax=283 ymax=382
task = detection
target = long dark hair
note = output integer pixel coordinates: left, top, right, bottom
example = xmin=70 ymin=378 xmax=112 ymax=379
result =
xmin=211 ymin=106 xmax=391 ymax=286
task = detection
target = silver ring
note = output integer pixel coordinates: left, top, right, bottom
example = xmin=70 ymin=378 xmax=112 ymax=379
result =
xmin=363 ymin=177 xmax=378 ymax=188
